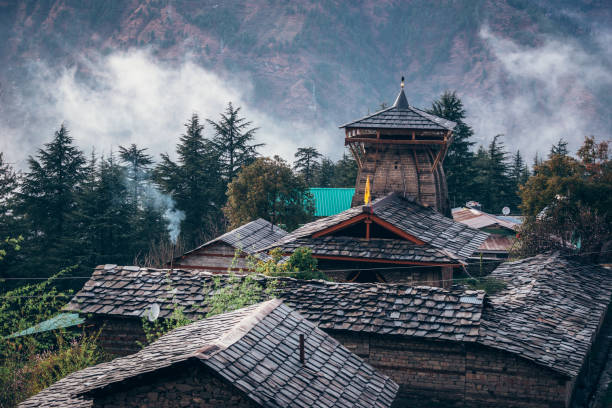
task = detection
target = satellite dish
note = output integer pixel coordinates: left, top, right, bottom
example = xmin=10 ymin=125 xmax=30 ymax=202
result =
xmin=147 ymin=303 xmax=160 ymax=322
xmin=502 ymin=207 xmax=510 ymax=216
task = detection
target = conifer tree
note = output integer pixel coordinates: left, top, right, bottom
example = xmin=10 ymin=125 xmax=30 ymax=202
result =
xmin=332 ymin=152 xmax=358 ymax=187
xmin=428 ymin=91 xmax=475 ymax=208
xmin=549 ymin=138 xmax=569 ymax=158
xmin=154 ymin=114 xmax=224 ymax=247
xmin=294 ymin=147 xmax=322 ymax=186
xmin=78 ymin=154 xmax=135 ymax=265
xmin=316 ymin=157 xmax=335 ymax=187
xmin=119 ymin=144 xmax=154 ymax=205
xmin=207 ymin=102 xmax=262 ymax=183
xmin=508 ymin=150 xmax=530 ymax=211
xmin=18 ymin=124 xmax=86 ymax=277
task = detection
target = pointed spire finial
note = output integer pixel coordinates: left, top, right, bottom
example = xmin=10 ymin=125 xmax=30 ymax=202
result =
xmin=401 ymin=76 xmax=405 ymax=89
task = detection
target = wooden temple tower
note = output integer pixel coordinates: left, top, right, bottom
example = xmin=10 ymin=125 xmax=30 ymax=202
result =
xmin=341 ymin=78 xmax=456 ymax=216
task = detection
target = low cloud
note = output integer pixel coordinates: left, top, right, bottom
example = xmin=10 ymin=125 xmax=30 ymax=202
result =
xmin=0 ymin=49 xmax=337 ymax=170
xmin=465 ymin=26 xmax=612 ymax=161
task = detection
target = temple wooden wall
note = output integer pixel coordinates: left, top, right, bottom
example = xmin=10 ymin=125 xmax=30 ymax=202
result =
xmin=352 ymin=144 xmax=450 ymax=216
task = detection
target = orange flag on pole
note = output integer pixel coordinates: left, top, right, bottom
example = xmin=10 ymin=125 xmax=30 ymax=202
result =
xmin=364 ymin=176 xmax=371 ymax=205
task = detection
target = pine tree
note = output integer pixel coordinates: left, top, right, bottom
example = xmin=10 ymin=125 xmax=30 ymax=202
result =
xmin=119 ymin=144 xmax=154 ymax=205
xmin=316 ymin=157 xmax=335 ymax=187
xmin=508 ymin=150 xmax=530 ymax=211
xmin=154 ymin=114 xmax=224 ymax=247
xmin=294 ymin=147 xmax=322 ymax=186
xmin=18 ymin=124 xmax=86 ymax=278
xmin=207 ymin=102 xmax=262 ymax=183
xmin=332 ymin=152 xmax=358 ymax=187
xmin=484 ymin=135 xmax=512 ymax=213
xmin=0 ymin=152 xmax=18 ymax=231
xmin=78 ymin=154 xmax=136 ymax=266
xmin=428 ymin=91 xmax=475 ymax=208
xmin=549 ymin=138 xmax=569 ymax=158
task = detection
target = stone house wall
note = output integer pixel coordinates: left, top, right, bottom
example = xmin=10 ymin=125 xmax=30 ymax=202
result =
xmin=90 ymin=315 xmax=574 ymax=407
xmin=91 ymin=361 xmax=259 ymax=408
xmin=330 ymin=331 xmax=572 ymax=408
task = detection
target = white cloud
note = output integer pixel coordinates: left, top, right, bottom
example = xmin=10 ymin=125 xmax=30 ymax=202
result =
xmin=0 ymin=49 xmax=337 ymax=169
xmin=465 ymin=26 xmax=612 ymax=161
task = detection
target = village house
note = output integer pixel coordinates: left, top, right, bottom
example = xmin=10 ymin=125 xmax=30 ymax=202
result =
xmin=61 ymin=252 xmax=612 ymax=407
xmin=265 ymin=192 xmax=488 ymax=286
xmin=19 ymin=300 xmax=399 ymax=408
xmin=174 ymin=218 xmax=287 ymax=272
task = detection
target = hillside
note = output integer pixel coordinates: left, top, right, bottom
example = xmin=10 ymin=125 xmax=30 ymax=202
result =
xmin=1 ymin=0 xmax=610 ymax=161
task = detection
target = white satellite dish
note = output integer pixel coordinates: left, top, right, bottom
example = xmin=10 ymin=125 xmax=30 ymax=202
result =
xmin=147 ymin=303 xmax=160 ymax=322
xmin=502 ymin=206 xmax=510 ymax=216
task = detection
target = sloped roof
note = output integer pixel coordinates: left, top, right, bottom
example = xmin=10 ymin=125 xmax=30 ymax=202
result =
xmin=478 ymin=253 xmax=612 ymax=377
xmin=452 ymin=207 xmax=519 ymax=231
xmin=64 ymin=254 xmax=612 ymax=377
xmin=20 ymin=300 xmax=399 ymax=408
xmin=64 ymin=266 xmax=484 ymax=342
xmin=268 ymin=193 xmax=489 ymax=262
xmin=309 ymin=188 xmax=354 ymax=217
xmin=279 ymin=237 xmax=456 ymax=264
xmin=340 ymin=88 xmax=456 ymax=131
xmin=182 ymin=218 xmax=287 ymax=257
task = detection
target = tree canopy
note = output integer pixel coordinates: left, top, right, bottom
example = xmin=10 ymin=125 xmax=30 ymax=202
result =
xmin=224 ymin=156 xmax=314 ymax=230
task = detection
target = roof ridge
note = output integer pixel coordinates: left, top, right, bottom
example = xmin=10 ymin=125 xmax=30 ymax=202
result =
xmin=195 ymin=299 xmax=283 ymax=359
xmin=408 ymin=105 xmax=456 ymax=129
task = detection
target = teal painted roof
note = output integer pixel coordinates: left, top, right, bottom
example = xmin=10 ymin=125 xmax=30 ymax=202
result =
xmin=309 ymin=188 xmax=355 ymax=217
xmin=5 ymin=313 xmax=85 ymax=339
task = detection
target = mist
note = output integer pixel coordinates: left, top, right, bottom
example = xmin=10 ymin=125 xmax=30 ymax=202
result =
xmin=465 ymin=26 xmax=612 ymax=161
xmin=0 ymin=49 xmax=338 ymax=170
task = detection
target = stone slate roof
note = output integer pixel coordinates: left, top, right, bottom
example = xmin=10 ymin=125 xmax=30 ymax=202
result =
xmin=64 ymin=266 xmax=485 ymax=342
xmin=279 ymin=236 xmax=456 ymax=264
xmin=182 ymin=218 xmax=287 ymax=257
xmin=267 ymin=193 xmax=489 ymax=262
xmin=478 ymin=253 xmax=612 ymax=377
xmin=339 ymin=89 xmax=456 ymax=131
xmin=20 ymin=300 xmax=398 ymax=408
xmin=452 ymin=207 xmax=519 ymax=231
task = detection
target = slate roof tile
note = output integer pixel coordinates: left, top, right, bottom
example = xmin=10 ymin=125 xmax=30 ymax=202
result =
xmin=266 ymin=193 xmax=488 ymax=262
xmin=21 ymin=301 xmax=398 ymax=408
xmin=478 ymin=253 xmax=612 ymax=377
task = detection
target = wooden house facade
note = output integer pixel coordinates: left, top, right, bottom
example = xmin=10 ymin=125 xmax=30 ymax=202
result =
xmin=265 ymin=192 xmax=488 ymax=286
xmin=174 ymin=218 xmax=287 ymax=272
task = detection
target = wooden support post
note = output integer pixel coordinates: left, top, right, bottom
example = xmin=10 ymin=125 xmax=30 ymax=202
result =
xmin=365 ymin=218 xmax=372 ymax=241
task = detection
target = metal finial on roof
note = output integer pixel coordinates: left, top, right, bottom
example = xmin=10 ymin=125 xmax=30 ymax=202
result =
xmin=393 ymin=78 xmax=409 ymax=109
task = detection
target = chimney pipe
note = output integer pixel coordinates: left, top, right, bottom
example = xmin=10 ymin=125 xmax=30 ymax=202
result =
xmin=299 ymin=334 xmax=305 ymax=365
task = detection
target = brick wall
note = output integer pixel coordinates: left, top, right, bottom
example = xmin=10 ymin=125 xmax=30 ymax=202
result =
xmin=89 ymin=316 xmax=578 ymax=407
xmin=330 ymin=331 xmax=571 ymax=408
xmin=92 ymin=362 xmax=258 ymax=408
xmin=89 ymin=315 xmax=146 ymax=356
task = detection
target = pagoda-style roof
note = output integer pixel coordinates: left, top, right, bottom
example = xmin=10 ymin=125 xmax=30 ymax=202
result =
xmin=340 ymin=88 xmax=457 ymax=131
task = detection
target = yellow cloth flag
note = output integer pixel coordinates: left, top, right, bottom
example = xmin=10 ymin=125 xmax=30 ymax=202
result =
xmin=364 ymin=176 xmax=371 ymax=205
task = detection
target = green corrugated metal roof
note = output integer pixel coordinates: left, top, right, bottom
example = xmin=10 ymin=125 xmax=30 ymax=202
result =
xmin=4 ymin=313 xmax=85 ymax=339
xmin=309 ymin=188 xmax=355 ymax=217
